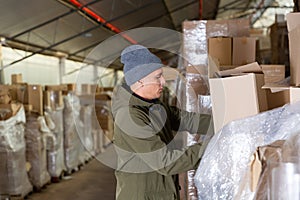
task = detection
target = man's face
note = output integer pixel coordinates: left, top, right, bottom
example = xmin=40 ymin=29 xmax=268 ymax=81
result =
xmin=139 ymin=68 xmax=166 ymax=100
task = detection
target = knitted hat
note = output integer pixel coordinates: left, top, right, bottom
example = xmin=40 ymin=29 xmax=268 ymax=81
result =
xmin=121 ymin=45 xmax=163 ymax=86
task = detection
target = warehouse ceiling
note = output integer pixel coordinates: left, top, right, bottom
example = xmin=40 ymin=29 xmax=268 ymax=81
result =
xmin=0 ymin=0 xmax=294 ymax=70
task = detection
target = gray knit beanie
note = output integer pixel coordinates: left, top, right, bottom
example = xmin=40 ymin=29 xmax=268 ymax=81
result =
xmin=121 ymin=45 xmax=163 ymax=86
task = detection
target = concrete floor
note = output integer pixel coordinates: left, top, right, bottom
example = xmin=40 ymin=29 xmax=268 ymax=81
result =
xmin=27 ymin=159 xmax=116 ymax=200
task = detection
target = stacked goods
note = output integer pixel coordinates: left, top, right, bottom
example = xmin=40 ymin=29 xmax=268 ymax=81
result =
xmin=25 ymin=113 xmax=51 ymax=190
xmin=0 ymin=105 xmax=33 ymax=198
xmin=181 ymin=18 xmax=250 ymax=199
xmin=78 ymin=105 xmax=94 ymax=161
xmin=95 ymin=93 xmax=113 ymax=146
xmin=63 ymin=94 xmax=81 ymax=173
xmin=44 ymin=90 xmax=66 ymax=180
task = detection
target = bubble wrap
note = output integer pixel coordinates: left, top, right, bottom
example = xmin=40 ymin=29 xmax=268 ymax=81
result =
xmin=194 ymin=102 xmax=300 ymax=200
xmin=45 ymin=107 xmax=66 ymax=177
xmin=63 ymin=94 xmax=81 ymax=171
xmin=25 ymin=113 xmax=50 ymax=189
xmin=0 ymin=106 xmax=33 ymax=197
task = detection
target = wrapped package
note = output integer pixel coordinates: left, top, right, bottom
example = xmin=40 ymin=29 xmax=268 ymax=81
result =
xmin=78 ymin=105 xmax=94 ymax=161
xmin=251 ymin=140 xmax=285 ymax=200
xmin=63 ymin=94 xmax=81 ymax=172
xmin=45 ymin=107 xmax=66 ymax=178
xmin=25 ymin=113 xmax=51 ymax=190
xmin=194 ymin=102 xmax=300 ymax=200
xmin=91 ymin=111 xmax=103 ymax=154
xmin=0 ymin=106 xmax=32 ymax=197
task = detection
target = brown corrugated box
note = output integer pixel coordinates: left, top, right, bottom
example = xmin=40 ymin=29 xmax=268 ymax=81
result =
xmin=261 ymin=64 xmax=285 ymax=84
xmin=44 ymin=90 xmax=63 ymax=110
xmin=45 ymin=84 xmax=68 ymax=91
xmin=208 ymin=37 xmax=232 ymax=66
xmin=28 ymin=85 xmax=43 ymax=115
xmin=11 ymin=74 xmax=23 ymax=84
xmin=0 ymin=103 xmax=22 ymax=120
xmin=287 ymin=13 xmax=300 ymax=86
xmin=232 ymin=37 xmax=256 ymax=66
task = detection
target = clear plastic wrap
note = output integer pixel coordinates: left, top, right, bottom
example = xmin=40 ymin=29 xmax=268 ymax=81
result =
xmin=78 ymin=105 xmax=93 ymax=160
xmin=194 ymin=102 xmax=300 ymax=200
xmin=182 ymin=18 xmax=249 ymax=69
xmin=0 ymin=106 xmax=33 ymax=197
xmin=63 ymin=94 xmax=81 ymax=172
xmin=91 ymin=111 xmax=103 ymax=154
xmin=25 ymin=113 xmax=51 ymax=190
xmin=185 ymin=73 xmax=209 ymax=112
xmin=182 ymin=20 xmax=208 ymax=67
xmin=44 ymin=107 xmax=66 ymax=178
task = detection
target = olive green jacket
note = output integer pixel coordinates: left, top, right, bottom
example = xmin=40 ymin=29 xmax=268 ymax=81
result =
xmin=111 ymin=82 xmax=211 ymax=200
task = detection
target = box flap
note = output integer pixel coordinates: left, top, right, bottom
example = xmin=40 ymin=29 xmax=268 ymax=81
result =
xmin=216 ymin=62 xmax=262 ymax=77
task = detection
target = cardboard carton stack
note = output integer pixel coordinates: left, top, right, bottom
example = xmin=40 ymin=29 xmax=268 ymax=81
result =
xmin=63 ymin=92 xmax=81 ymax=174
xmin=95 ymin=92 xmax=113 ymax=147
xmin=181 ymin=18 xmax=251 ymax=200
xmin=44 ymin=85 xmax=66 ymax=180
xmin=0 ymin=104 xmax=33 ymax=198
xmin=25 ymin=113 xmax=51 ymax=190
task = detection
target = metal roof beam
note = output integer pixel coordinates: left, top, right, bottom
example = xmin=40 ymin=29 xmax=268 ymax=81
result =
xmin=11 ymin=0 xmax=102 ymax=39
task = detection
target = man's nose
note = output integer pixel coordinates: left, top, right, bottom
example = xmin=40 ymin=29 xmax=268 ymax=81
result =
xmin=160 ymin=76 xmax=166 ymax=86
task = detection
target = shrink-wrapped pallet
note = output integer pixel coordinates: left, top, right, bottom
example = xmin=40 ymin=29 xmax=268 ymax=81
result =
xmin=44 ymin=107 xmax=66 ymax=178
xmin=25 ymin=113 xmax=51 ymax=190
xmin=63 ymin=94 xmax=81 ymax=172
xmin=0 ymin=105 xmax=32 ymax=197
xmin=78 ymin=105 xmax=93 ymax=160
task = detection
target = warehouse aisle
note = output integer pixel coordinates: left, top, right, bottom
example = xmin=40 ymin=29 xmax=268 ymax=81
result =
xmin=27 ymin=159 xmax=116 ymax=200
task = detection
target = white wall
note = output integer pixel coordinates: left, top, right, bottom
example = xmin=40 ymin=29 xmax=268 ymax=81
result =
xmin=1 ymin=46 xmax=122 ymax=87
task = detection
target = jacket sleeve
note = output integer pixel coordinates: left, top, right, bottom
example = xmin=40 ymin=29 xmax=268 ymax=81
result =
xmin=114 ymin=108 xmax=205 ymax=176
xmin=167 ymin=105 xmax=212 ymax=134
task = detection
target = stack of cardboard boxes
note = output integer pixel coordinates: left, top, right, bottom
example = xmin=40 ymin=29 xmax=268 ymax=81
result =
xmin=181 ymin=14 xmax=300 ymax=199
xmin=181 ymin=18 xmax=251 ymax=200
xmin=0 ymin=73 xmax=113 ymax=197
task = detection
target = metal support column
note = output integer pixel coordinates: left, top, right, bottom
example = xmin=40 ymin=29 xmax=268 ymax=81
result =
xmin=58 ymin=56 xmax=66 ymax=84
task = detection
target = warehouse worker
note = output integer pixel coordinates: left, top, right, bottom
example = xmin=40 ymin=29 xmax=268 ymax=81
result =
xmin=111 ymin=44 xmax=212 ymax=200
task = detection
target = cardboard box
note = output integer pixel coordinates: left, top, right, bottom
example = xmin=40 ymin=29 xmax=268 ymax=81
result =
xmin=45 ymin=84 xmax=68 ymax=91
xmin=208 ymin=37 xmax=232 ymax=66
xmin=287 ymin=13 xmax=300 ymax=86
xmin=290 ymin=87 xmax=300 ymax=104
xmin=67 ymin=83 xmax=76 ymax=92
xmin=28 ymin=85 xmax=43 ymax=115
xmin=286 ymin=12 xmax=300 ymax=32
xmin=209 ymin=73 xmax=267 ymax=133
xmin=0 ymin=103 xmax=21 ymax=120
xmin=0 ymin=85 xmax=11 ymax=104
xmin=81 ymin=84 xmax=91 ymax=94
xmin=261 ymin=65 xmax=285 ymax=84
xmin=288 ymin=26 xmax=300 ymax=86
xmin=262 ymin=86 xmax=300 ymax=109
xmin=232 ymin=37 xmax=256 ymax=65
xmin=11 ymin=74 xmax=23 ymax=84
xmin=44 ymin=90 xmax=63 ymax=110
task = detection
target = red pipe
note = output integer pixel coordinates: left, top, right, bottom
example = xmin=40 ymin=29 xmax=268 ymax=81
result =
xmin=69 ymin=0 xmax=137 ymax=44
xmin=199 ymin=0 xmax=203 ymax=19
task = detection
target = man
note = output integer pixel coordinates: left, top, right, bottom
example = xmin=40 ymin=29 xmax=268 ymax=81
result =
xmin=111 ymin=45 xmax=212 ymax=200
